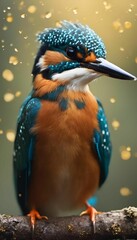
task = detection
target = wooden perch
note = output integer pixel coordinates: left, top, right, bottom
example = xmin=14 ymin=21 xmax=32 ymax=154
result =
xmin=0 ymin=207 xmax=137 ymax=240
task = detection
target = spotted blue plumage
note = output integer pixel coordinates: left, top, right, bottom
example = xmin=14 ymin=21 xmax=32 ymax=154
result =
xmin=59 ymin=98 xmax=69 ymax=111
xmin=93 ymin=99 xmax=112 ymax=186
xmin=41 ymin=85 xmax=65 ymax=101
xmin=74 ymin=99 xmax=85 ymax=109
xmin=13 ymin=94 xmax=41 ymax=213
xmin=37 ymin=21 xmax=106 ymax=59
xmin=46 ymin=61 xmax=80 ymax=79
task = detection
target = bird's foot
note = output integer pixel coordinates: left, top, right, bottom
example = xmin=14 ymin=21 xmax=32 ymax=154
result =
xmin=80 ymin=203 xmax=101 ymax=233
xmin=27 ymin=209 xmax=48 ymax=230
xmin=80 ymin=205 xmax=98 ymax=222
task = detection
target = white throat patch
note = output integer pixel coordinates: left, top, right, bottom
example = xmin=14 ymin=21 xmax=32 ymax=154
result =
xmin=52 ymin=67 xmax=102 ymax=92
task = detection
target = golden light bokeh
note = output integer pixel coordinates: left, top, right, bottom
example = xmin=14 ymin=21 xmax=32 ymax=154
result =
xmin=124 ymin=21 xmax=132 ymax=29
xmin=112 ymin=120 xmax=120 ymax=130
xmin=9 ymin=56 xmax=19 ymax=65
xmin=73 ymin=9 xmax=78 ymax=15
xmin=103 ymin=1 xmax=111 ymax=10
xmin=121 ymin=150 xmax=131 ymax=160
xmin=120 ymin=47 xmax=125 ymax=52
xmin=120 ymin=146 xmax=131 ymax=160
xmin=27 ymin=5 xmax=37 ymax=14
xmin=6 ymin=15 xmax=13 ymax=23
xmin=45 ymin=12 xmax=52 ymax=19
xmin=110 ymin=98 xmax=116 ymax=103
xmin=3 ymin=26 xmax=8 ymax=31
xmin=55 ymin=21 xmax=62 ymax=27
xmin=2 ymin=69 xmax=14 ymax=81
xmin=128 ymin=8 xmax=132 ymax=12
xmin=126 ymin=146 xmax=131 ymax=152
xmin=113 ymin=19 xmax=132 ymax=33
xmin=0 ymin=130 xmax=4 ymax=135
xmin=21 ymin=13 xmax=26 ymax=19
xmin=120 ymin=187 xmax=132 ymax=196
xmin=14 ymin=48 xmax=18 ymax=52
xmin=19 ymin=1 xmax=25 ymax=7
xmin=3 ymin=93 xmax=15 ymax=102
xmin=113 ymin=19 xmax=123 ymax=33
xmin=6 ymin=130 xmax=15 ymax=142
xmin=15 ymin=91 xmax=22 ymax=97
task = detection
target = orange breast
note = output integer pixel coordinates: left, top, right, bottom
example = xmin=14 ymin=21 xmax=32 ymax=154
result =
xmin=28 ymin=91 xmax=100 ymax=215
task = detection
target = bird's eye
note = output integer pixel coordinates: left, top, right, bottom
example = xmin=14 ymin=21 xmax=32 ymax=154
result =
xmin=66 ymin=47 xmax=77 ymax=59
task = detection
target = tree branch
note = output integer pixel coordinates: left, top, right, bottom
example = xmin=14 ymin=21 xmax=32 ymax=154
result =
xmin=0 ymin=207 xmax=137 ymax=240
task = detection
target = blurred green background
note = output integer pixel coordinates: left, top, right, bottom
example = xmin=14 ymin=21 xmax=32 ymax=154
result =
xmin=0 ymin=0 xmax=137 ymax=215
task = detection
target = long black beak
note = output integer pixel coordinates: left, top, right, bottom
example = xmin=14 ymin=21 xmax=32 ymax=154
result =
xmin=81 ymin=58 xmax=136 ymax=80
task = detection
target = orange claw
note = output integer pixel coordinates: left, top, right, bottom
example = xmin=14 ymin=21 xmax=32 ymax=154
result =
xmin=80 ymin=202 xmax=100 ymax=222
xmin=27 ymin=209 xmax=48 ymax=230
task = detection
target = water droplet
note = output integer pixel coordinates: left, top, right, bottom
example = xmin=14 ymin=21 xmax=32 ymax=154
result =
xmin=73 ymin=8 xmax=78 ymax=15
xmin=128 ymin=8 xmax=132 ymax=12
xmin=21 ymin=13 xmax=26 ymax=18
xmin=24 ymin=36 xmax=28 ymax=40
xmin=45 ymin=12 xmax=52 ymax=19
xmin=14 ymin=48 xmax=18 ymax=52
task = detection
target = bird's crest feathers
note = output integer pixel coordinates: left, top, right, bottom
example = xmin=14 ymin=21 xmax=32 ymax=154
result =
xmin=37 ymin=20 xmax=106 ymax=59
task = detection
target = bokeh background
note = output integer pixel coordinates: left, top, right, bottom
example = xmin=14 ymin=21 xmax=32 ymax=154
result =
xmin=0 ymin=0 xmax=137 ymax=216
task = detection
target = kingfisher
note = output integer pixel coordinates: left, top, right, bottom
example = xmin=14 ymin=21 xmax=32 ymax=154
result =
xmin=13 ymin=21 xmax=136 ymax=227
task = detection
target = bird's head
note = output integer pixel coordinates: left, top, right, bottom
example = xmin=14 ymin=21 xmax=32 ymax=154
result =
xmin=32 ymin=21 xmax=136 ymax=91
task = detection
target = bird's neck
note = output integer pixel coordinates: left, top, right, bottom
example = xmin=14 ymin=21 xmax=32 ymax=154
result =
xmin=33 ymin=74 xmax=95 ymax=110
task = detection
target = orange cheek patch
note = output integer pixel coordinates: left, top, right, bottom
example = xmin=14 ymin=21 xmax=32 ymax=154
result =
xmin=85 ymin=52 xmax=96 ymax=62
xmin=43 ymin=50 xmax=70 ymax=67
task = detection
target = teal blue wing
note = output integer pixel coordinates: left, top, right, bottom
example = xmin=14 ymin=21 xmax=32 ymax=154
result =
xmin=93 ymin=99 xmax=112 ymax=186
xmin=13 ymin=94 xmax=41 ymax=214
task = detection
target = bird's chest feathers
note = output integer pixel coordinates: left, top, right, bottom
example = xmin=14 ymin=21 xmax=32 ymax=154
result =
xmin=33 ymin=76 xmax=99 ymax=164
xmin=31 ymin=77 xmax=100 ymax=209
xmin=34 ymin=87 xmax=99 ymax=145
xmin=33 ymin=74 xmax=98 ymax=128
